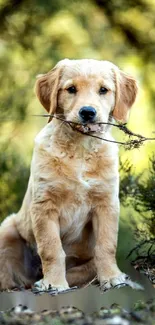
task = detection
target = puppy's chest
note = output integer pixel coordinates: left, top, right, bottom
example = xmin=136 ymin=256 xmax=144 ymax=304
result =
xmin=47 ymin=149 xmax=114 ymax=243
xmin=53 ymin=150 xmax=106 ymax=190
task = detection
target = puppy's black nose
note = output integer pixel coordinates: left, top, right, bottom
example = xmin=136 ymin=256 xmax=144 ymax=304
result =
xmin=79 ymin=106 xmax=96 ymax=123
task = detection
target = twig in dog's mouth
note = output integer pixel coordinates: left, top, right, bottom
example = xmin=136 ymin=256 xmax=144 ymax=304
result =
xmin=33 ymin=114 xmax=155 ymax=150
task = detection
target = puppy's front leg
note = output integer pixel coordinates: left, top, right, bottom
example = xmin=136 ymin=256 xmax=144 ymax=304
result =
xmin=93 ymin=199 xmax=127 ymax=290
xmin=31 ymin=203 xmax=69 ymax=291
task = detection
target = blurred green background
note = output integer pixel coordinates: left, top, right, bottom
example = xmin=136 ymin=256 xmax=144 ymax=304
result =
xmin=0 ymin=0 xmax=155 ymax=261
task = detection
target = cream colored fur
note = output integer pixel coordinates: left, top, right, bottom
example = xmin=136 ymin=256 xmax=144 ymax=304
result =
xmin=0 ymin=59 xmax=138 ymax=290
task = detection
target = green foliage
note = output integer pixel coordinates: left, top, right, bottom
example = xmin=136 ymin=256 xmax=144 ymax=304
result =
xmin=120 ymin=156 xmax=155 ymax=239
xmin=134 ymin=156 xmax=155 ymax=217
xmin=0 ymin=143 xmax=29 ymax=220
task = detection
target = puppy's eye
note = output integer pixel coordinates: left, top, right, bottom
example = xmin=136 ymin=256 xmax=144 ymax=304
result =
xmin=66 ymin=86 xmax=77 ymax=94
xmin=99 ymin=87 xmax=108 ymax=95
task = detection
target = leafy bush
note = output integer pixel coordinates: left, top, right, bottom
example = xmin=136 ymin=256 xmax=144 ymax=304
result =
xmin=120 ymin=156 xmax=155 ymax=239
xmin=0 ymin=144 xmax=29 ymax=221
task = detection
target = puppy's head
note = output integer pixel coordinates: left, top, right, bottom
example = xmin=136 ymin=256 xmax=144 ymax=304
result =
xmin=35 ymin=59 xmax=138 ymax=130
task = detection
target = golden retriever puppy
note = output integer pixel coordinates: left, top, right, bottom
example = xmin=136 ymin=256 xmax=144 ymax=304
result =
xmin=0 ymin=59 xmax=138 ymax=291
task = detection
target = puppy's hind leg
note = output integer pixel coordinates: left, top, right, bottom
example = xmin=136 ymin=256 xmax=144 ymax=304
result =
xmin=0 ymin=214 xmax=35 ymax=290
xmin=66 ymin=258 xmax=96 ymax=287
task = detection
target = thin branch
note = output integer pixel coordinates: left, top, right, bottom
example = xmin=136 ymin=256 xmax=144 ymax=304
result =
xmin=127 ymin=239 xmax=155 ymax=285
xmin=126 ymin=239 xmax=155 ymax=259
xmin=33 ymin=114 xmax=155 ymax=150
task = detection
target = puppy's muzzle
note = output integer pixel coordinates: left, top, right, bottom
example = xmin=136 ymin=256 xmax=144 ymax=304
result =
xmin=79 ymin=106 xmax=96 ymax=123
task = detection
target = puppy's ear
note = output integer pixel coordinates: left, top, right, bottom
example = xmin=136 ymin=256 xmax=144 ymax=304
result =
xmin=112 ymin=69 xmax=138 ymax=123
xmin=35 ymin=66 xmax=61 ymax=122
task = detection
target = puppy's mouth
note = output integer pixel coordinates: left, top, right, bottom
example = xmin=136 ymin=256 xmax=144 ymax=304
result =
xmin=73 ymin=123 xmax=103 ymax=134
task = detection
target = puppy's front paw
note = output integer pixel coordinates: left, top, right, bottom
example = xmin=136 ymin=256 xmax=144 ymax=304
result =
xmin=34 ymin=278 xmax=69 ymax=292
xmin=100 ymin=273 xmax=144 ymax=292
